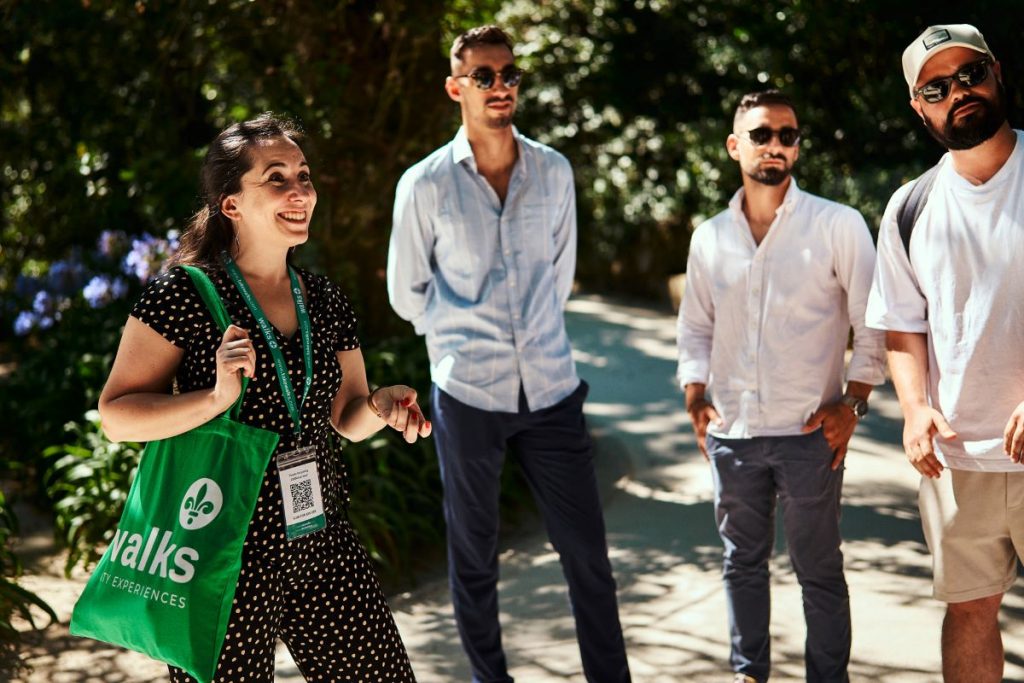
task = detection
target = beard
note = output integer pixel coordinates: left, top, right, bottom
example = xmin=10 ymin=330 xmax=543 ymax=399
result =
xmin=744 ymin=155 xmax=792 ymax=186
xmin=486 ymin=114 xmax=514 ymax=129
xmin=923 ymin=81 xmax=1007 ymax=151
xmin=484 ymin=96 xmax=516 ymax=129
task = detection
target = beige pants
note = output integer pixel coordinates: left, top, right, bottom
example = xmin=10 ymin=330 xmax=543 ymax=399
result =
xmin=919 ymin=469 xmax=1024 ymax=602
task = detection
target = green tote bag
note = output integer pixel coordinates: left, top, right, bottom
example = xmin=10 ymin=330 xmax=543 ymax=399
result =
xmin=70 ymin=266 xmax=279 ymax=683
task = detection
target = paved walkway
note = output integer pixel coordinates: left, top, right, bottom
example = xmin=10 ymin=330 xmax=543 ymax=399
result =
xmin=361 ymin=295 xmax=1024 ymax=682
xmin=17 ymin=295 xmax=1024 ymax=681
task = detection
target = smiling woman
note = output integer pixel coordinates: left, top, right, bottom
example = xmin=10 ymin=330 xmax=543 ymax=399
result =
xmin=227 ymin=136 xmax=316 ymax=249
xmin=91 ymin=113 xmax=431 ymax=682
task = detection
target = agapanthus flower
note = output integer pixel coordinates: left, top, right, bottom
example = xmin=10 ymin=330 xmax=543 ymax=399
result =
xmin=13 ymin=311 xmax=36 ymax=335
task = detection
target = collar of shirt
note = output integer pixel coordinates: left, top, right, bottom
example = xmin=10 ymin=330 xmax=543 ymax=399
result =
xmin=451 ymin=125 xmax=527 ymax=177
xmin=728 ymin=177 xmax=802 ymax=237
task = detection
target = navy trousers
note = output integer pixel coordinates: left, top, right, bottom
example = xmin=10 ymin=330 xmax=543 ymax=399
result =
xmin=431 ymin=381 xmax=630 ymax=683
xmin=707 ymin=432 xmax=850 ymax=683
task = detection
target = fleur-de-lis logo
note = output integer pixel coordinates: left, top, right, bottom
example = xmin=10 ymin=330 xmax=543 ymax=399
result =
xmin=179 ymin=478 xmax=223 ymax=530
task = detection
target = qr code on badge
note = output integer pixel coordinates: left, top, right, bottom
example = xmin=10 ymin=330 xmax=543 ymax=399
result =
xmin=289 ymin=480 xmax=314 ymax=513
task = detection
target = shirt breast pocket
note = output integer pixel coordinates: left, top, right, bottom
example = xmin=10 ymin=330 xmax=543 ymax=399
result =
xmin=433 ymin=210 xmax=495 ymax=302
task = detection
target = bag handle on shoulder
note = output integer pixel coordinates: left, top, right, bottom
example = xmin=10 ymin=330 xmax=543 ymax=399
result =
xmin=180 ymin=265 xmax=248 ymax=421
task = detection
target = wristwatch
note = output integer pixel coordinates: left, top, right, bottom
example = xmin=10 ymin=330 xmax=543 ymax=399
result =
xmin=840 ymin=395 xmax=869 ymax=419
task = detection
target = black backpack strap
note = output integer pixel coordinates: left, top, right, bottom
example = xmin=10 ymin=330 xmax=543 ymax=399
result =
xmin=896 ymin=163 xmax=941 ymax=257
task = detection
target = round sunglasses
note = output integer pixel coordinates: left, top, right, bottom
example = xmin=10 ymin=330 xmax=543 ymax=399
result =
xmin=453 ymin=65 xmax=524 ymax=91
xmin=740 ymin=126 xmax=801 ymax=147
xmin=914 ymin=58 xmax=991 ymax=104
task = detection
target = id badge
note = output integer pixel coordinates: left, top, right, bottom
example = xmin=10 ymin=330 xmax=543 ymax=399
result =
xmin=276 ymin=446 xmax=326 ymax=540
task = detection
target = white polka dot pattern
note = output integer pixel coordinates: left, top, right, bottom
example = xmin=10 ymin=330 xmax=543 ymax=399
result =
xmin=131 ymin=265 xmax=416 ymax=681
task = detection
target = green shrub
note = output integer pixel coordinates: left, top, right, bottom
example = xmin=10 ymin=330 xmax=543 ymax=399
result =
xmin=336 ymin=336 xmax=443 ymax=583
xmin=44 ymin=410 xmax=141 ymax=577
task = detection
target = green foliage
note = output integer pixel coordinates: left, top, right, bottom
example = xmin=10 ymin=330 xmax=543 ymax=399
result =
xmin=0 ymin=489 xmax=57 ymax=679
xmin=0 ymin=0 xmax=488 ymax=339
xmin=340 ymin=338 xmax=444 ymax=584
xmin=0 ymin=0 xmax=500 ymax=598
xmin=499 ymin=0 xmax=1023 ymax=295
xmin=1 ymin=301 xmax=130 ymax=485
xmin=44 ymin=410 xmax=142 ymax=576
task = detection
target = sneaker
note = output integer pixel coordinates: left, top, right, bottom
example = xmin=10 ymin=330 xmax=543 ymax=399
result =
xmin=732 ymin=675 xmax=758 ymax=683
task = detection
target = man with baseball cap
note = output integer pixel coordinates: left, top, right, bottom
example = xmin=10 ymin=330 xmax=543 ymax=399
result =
xmin=867 ymin=23 xmax=1022 ymax=683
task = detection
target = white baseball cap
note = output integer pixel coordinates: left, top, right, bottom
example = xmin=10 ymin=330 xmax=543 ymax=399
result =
xmin=902 ymin=24 xmax=994 ymax=96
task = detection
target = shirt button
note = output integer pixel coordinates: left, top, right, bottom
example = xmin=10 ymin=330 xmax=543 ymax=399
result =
xmin=504 ymin=249 xmax=511 ymax=255
xmin=509 ymin=279 xmax=517 ymax=287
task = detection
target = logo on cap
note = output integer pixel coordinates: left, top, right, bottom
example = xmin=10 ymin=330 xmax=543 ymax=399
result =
xmin=924 ymin=29 xmax=952 ymax=50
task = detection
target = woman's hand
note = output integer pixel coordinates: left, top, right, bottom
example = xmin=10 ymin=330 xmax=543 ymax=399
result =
xmin=369 ymin=385 xmax=432 ymax=443
xmin=212 ymin=325 xmax=256 ymax=411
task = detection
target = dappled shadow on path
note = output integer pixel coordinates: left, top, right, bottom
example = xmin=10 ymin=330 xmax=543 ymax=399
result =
xmin=391 ymin=296 xmax=1024 ymax=681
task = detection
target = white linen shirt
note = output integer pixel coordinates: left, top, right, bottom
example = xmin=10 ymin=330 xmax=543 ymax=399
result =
xmin=387 ymin=126 xmax=579 ymax=413
xmin=866 ymin=130 xmax=1024 ymax=472
xmin=677 ymin=180 xmax=886 ymax=438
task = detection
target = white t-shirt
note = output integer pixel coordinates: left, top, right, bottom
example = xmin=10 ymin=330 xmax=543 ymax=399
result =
xmin=867 ymin=129 xmax=1024 ymax=472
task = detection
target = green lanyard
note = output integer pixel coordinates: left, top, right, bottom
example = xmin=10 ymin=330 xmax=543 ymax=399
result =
xmin=221 ymin=252 xmax=313 ymax=437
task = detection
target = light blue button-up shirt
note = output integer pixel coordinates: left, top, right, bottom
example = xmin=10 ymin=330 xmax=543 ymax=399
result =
xmin=387 ymin=126 xmax=579 ymax=413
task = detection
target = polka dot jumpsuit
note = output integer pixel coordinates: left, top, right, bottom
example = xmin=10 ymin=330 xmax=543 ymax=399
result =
xmin=131 ymin=265 xmax=417 ymax=683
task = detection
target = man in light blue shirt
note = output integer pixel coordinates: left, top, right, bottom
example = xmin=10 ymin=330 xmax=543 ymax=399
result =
xmin=388 ymin=24 xmax=630 ymax=683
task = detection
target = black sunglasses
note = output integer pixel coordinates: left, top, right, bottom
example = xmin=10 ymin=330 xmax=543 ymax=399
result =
xmin=914 ymin=58 xmax=991 ymax=104
xmin=454 ymin=65 xmax=524 ymax=91
xmin=741 ymin=126 xmax=801 ymax=147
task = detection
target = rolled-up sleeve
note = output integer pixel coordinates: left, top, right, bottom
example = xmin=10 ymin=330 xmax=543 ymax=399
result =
xmin=833 ymin=209 xmax=887 ymax=385
xmin=387 ymin=168 xmax=436 ymax=335
xmin=676 ymin=227 xmax=715 ymax=389
xmin=866 ymin=185 xmax=929 ymax=334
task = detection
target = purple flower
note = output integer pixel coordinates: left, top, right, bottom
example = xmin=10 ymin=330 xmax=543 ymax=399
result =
xmin=123 ymin=236 xmax=154 ymax=282
xmin=83 ymin=276 xmax=112 ymax=308
xmin=121 ymin=231 xmax=177 ymax=284
xmin=38 ymin=315 xmax=54 ymax=330
xmin=32 ymin=290 xmax=52 ymax=315
xmin=82 ymin=275 xmax=129 ymax=308
xmin=97 ymin=230 xmax=128 ymax=258
xmin=14 ymin=311 xmax=35 ymax=335
xmin=166 ymin=229 xmax=180 ymax=253
xmin=46 ymin=257 xmax=88 ymax=294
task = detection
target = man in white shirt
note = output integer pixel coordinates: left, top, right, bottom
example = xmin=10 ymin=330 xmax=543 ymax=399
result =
xmin=866 ymin=24 xmax=1024 ymax=683
xmin=388 ymin=25 xmax=630 ymax=683
xmin=677 ymin=90 xmax=886 ymax=683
